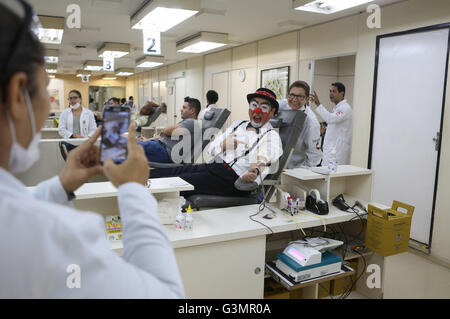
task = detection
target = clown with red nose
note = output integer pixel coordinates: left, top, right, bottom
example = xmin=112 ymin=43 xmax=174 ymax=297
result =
xmin=247 ymin=88 xmax=278 ymax=129
xmin=150 ymin=87 xmax=283 ymax=199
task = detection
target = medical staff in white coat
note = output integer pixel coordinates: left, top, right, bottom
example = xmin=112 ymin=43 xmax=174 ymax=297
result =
xmin=278 ymin=81 xmax=322 ymax=168
xmin=58 ymin=89 xmax=97 ymax=139
xmin=311 ymin=82 xmax=353 ymax=166
xmin=0 ymin=0 xmax=184 ymax=298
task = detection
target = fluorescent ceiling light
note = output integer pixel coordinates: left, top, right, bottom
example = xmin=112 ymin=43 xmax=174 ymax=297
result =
xmin=177 ymin=32 xmax=228 ymax=54
xmin=98 ymin=42 xmax=130 ymax=58
xmin=45 ymin=56 xmax=59 ymax=63
xmin=293 ymin=0 xmax=373 ymax=14
xmin=116 ymin=68 xmax=135 ymax=76
xmin=76 ymin=70 xmax=92 ymax=77
xmin=131 ymin=7 xmax=198 ymax=32
xmin=178 ymin=41 xmax=226 ymax=53
xmin=83 ymin=60 xmax=103 ymax=71
xmin=44 ymin=49 xmax=59 ymax=64
xmin=45 ymin=63 xmax=58 ymax=74
xmin=102 ymin=77 xmax=117 ymax=80
xmin=136 ymin=55 xmax=164 ymax=68
xmin=38 ymin=16 xmax=64 ymax=44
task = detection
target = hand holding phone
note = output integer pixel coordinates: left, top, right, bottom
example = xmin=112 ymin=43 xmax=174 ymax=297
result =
xmin=100 ymin=105 xmax=131 ymax=164
xmin=103 ymin=122 xmax=149 ymax=187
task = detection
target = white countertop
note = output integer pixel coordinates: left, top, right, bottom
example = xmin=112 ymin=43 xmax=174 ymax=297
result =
xmin=41 ymin=128 xmax=59 ymax=131
xmin=283 ymin=165 xmax=372 ymax=181
xmin=73 ymin=177 xmax=194 ymax=199
xmin=27 ymin=177 xmax=194 ymax=199
xmin=119 ymin=202 xmax=372 ymax=250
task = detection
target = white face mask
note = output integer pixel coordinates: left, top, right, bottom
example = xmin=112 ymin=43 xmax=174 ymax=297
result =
xmin=70 ymin=102 xmax=81 ymax=110
xmin=7 ymin=89 xmax=41 ymax=174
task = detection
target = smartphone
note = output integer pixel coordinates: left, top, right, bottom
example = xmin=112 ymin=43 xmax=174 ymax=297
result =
xmin=99 ymin=105 xmax=131 ymax=164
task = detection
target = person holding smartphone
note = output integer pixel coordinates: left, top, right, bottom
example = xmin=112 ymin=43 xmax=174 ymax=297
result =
xmin=0 ymin=0 xmax=184 ymax=298
xmin=58 ymin=89 xmax=97 ymax=139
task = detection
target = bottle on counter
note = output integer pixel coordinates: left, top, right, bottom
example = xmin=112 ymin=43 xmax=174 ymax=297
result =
xmin=184 ymin=205 xmax=194 ymax=230
xmin=327 ymin=148 xmax=338 ymax=173
xmin=175 ymin=210 xmax=185 ymax=231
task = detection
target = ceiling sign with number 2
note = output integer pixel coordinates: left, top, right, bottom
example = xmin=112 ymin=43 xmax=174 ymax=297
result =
xmin=143 ymin=30 xmax=161 ymax=55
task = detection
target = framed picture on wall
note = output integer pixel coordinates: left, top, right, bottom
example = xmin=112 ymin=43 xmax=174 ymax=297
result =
xmin=260 ymin=66 xmax=290 ymax=100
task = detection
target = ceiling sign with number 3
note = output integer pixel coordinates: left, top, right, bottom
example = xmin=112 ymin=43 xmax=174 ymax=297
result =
xmin=103 ymin=54 xmax=115 ymax=72
xmin=143 ymin=30 xmax=161 ymax=55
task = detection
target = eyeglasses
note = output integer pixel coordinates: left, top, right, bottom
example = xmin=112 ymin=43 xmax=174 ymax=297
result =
xmin=249 ymin=100 xmax=271 ymax=113
xmin=288 ymin=93 xmax=307 ymax=100
xmin=68 ymin=96 xmax=80 ymax=100
xmin=1 ymin=0 xmax=42 ymax=87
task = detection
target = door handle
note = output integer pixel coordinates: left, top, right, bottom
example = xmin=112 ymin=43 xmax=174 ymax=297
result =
xmin=432 ymin=132 xmax=440 ymax=151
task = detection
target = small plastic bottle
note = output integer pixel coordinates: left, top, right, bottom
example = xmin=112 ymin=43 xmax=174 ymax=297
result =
xmin=175 ymin=210 xmax=185 ymax=231
xmin=184 ymin=205 xmax=194 ymax=230
xmin=327 ymin=148 xmax=338 ymax=173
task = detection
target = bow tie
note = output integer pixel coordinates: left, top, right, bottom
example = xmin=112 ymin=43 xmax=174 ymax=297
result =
xmin=246 ymin=122 xmax=260 ymax=133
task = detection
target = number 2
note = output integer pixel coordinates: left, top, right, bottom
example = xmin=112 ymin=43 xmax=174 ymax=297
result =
xmin=146 ymin=37 xmax=156 ymax=53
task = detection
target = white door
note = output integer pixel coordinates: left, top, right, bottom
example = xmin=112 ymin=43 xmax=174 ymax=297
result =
xmin=174 ymin=77 xmax=186 ymax=124
xmin=370 ymin=27 xmax=449 ymax=246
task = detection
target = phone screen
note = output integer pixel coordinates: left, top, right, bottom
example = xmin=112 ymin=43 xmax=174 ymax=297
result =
xmin=100 ymin=106 xmax=130 ymax=164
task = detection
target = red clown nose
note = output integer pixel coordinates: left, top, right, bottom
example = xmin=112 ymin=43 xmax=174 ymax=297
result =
xmin=253 ymin=107 xmax=262 ymax=114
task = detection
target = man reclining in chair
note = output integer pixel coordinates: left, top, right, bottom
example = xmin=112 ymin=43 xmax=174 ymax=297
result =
xmin=150 ymin=88 xmax=283 ymax=198
xmin=138 ymin=97 xmax=201 ymax=163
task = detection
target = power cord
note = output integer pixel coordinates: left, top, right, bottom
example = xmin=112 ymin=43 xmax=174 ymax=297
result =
xmin=339 ymin=249 xmax=367 ymax=299
xmin=248 ymin=168 xmax=275 ymax=237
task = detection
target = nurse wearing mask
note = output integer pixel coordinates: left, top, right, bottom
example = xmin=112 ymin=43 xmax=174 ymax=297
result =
xmin=0 ymin=0 xmax=184 ymax=298
xmin=58 ymin=89 xmax=97 ymax=139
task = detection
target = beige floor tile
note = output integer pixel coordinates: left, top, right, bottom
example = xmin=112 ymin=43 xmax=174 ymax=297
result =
xmin=383 ymin=251 xmax=450 ymax=299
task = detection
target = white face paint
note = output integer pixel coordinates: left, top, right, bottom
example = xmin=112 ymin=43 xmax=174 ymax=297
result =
xmin=7 ymin=89 xmax=41 ymax=174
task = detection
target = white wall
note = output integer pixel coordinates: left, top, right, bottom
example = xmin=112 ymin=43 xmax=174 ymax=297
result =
xmin=126 ymin=0 xmax=450 ymax=263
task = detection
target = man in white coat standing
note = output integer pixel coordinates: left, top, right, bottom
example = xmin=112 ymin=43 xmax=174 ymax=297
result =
xmin=311 ymin=82 xmax=353 ymax=166
xmin=278 ymin=81 xmax=322 ymax=168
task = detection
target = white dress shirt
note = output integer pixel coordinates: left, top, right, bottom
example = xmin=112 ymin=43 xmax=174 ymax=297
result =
xmin=58 ymin=107 xmax=97 ymax=139
xmin=315 ymin=99 xmax=353 ymax=165
xmin=278 ymin=99 xmax=322 ymax=168
xmin=208 ymin=120 xmax=283 ymax=184
xmin=0 ymin=168 xmax=185 ymax=298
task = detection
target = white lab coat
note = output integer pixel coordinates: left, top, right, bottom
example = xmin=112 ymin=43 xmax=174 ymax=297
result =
xmin=278 ymin=99 xmax=322 ymax=168
xmin=58 ymin=107 xmax=97 ymax=139
xmin=0 ymin=168 xmax=185 ymax=298
xmin=314 ymin=99 xmax=353 ymax=165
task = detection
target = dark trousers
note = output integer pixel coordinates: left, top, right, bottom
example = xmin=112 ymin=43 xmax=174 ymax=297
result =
xmin=138 ymin=140 xmax=172 ymax=163
xmin=151 ymin=162 xmax=252 ymax=198
xmin=61 ymin=141 xmax=78 ymax=152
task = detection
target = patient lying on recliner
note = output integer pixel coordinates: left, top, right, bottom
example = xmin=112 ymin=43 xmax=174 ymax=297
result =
xmin=138 ymin=97 xmax=201 ymax=163
xmin=150 ymin=88 xmax=283 ymax=198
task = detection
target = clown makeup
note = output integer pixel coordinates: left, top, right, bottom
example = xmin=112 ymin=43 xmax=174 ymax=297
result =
xmin=248 ymin=98 xmax=273 ymax=128
xmin=249 ymin=100 xmax=271 ymax=113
